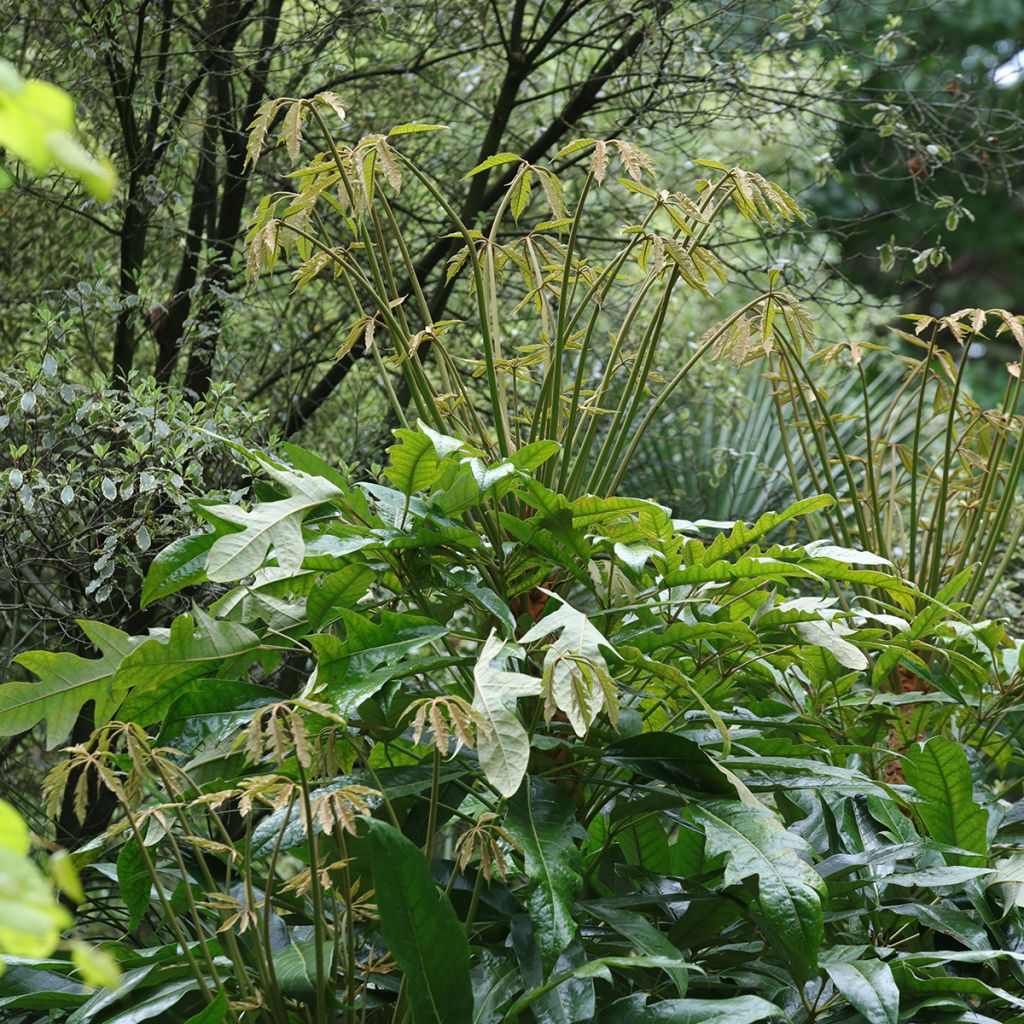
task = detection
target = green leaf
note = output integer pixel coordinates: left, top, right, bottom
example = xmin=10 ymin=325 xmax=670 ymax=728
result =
xmin=69 ymin=943 xmax=121 ymax=990
xmin=97 ymin=979 xmax=199 ymax=1024
xmin=4 ymin=621 xmax=145 ymax=747
xmin=311 ymin=610 xmax=447 ymax=717
xmin=510 ymin=165 xmax=533 ymax=222
xmin=872 ymin=568 xmax=972 ymax=684
xmin=445 ymin=568 xmax=516 ymax=633
xmin=601 ymin=994 xmax=784 ymax=1023
xmin=463 ymin=152 xmax=521 ymax=178
xmin=506 ymin=779 xmax=583 ymax=973
xmin=272 ymin=939 xmax=332 ymax=997
xmin=366 ymin=819 xmax=472 ymax=1024
xmin=885 ymin=902 xmax=989 ymax=950
xmin=472 ymin=632 xmax=542 ymax=797
xmin=115 ymin=613 xmax=260 ymax=726
xmin=510 ymin=440 xmax=561 ymax=472
xmin=201 ymin=460 xmax=343 ymax=582
xmin=694 ymin=801 xmax=824 ymax=982
xmin=604 ymin=733 xmax=737 ymax=796
xmin=0 ymin=966 xmax=90 ymax=1011
xmin=385 ymin=428 xmax=446 ymax=496
xmin=181 ymin=992 xmax=228 ymax=1024
xmin=0 ymin=806 xmax=72 ymax=961
xmin=140 ymin=533 xmax=214 ymax=608
xmin=554 ymin=138 xmax=597 ymax=159
xmin=691 ymin=496 xmax=834 ymax=565
xmin=116 ymin=836 xmax=150 ymax=931
xmin=585 ymin=903 xmax=687 ymax=996
xmin=306 ymin=564 xmax=375 ymax=630
xmin=903 ymin=737 xmax=988 ymax=865
xmin=0 ymin=799 xmax=29 ymax=855
xmin=158 ymin=681 xmax=279 ymax=755
xmin=825 ymin=960 xmax=898 ymax=1024
xmin=615 ymin=812 xmax=672 ymax=874
xmin=279 ymin=442 xmax=350 ymax=490
xmin=0 ymin=64 xmax=116 ymax=199
xmin=388 ymin=123 xmax=448 ymax=136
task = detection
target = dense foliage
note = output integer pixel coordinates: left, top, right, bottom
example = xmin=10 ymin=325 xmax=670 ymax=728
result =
xmin=3 ymin=428 xmax=1024 ymax=1024
xmin=2 ymin=2 xmax=1024 ymax=1023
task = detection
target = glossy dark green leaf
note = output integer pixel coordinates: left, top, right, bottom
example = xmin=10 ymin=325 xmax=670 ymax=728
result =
xmin=306 ymin=564 xmax=375 ymax=629
xmin=100 ymin=978 xmax=200 ymax=1024
xmin=694 ymin=800 xmax=824 ymax=982
xmin=505 ymin=778 xmax=584 ymax=973
xmin=825 ymin=960 xmax=899 ymax=1024
xmin=181 ymin=992 xmax=228 ymax=1024
xmin=510 ymin=918 xmax=594 ymax=1024
xmin=366 ymin=818 xmax=472 ymax=1024
xmin=604 ymin=733 xmax=736 ymax=795
xmin=585 ymin=903 xmax=687 ymax=996
xmin=0 ymin=967 xmax=89 ymax=1012
xmin=599 ymin=994 xmax=784 ymax=1023
xmin=272 ymin=939 xmax=332 ymax=997
xmin=310 ymin=609 xmax=447 ymax=715
xmin=158 ymin=680 xmax=279 ymax=755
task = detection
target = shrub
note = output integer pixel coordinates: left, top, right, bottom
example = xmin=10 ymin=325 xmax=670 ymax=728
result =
xmin=2 ymin=425 xmax=1022 ymax=1022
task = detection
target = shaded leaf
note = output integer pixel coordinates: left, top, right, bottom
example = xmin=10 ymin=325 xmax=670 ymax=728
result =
xmin=506 ymin=779 xmax=583 ymax=973
xmin=367 ymin=818 xmax=473 ymax=1024
xmin=694 ymin=801 xmax=824 ymax=982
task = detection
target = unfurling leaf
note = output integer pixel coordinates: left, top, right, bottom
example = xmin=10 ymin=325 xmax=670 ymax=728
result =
xmin=520 ymin=594 xmax=616 ymax=735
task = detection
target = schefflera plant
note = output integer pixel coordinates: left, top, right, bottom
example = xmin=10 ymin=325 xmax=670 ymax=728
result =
xmin=242 ymin=93 xmax=814 ymax=498
xmin=10 ymin=424 xmax=1024 ymax=1024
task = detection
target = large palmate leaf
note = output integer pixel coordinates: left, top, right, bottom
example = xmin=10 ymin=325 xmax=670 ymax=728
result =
xmin=694 ymin=800 xmax=824 ymax=982
xmin=472 ymin=632 xmax=542 ymax=797
xmin=824 ymin=959 xmax=899 ymax=1024
xmin=506 ymin=778 xmax=584 ymax=973
xmin=521 ymin=595 xmax=616 ymax=736
xmin=903 ymin=736 xmax=988 ymax=865
xmin=115 ymin=612 xmax=260 ymax=725
xmin=366 ymin=818 xmax=473 ymax=1024
xmin=199 ymin=459 xmax=342 ymax=582
xmin=3 ymin=621 xmax=146 ymax=747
